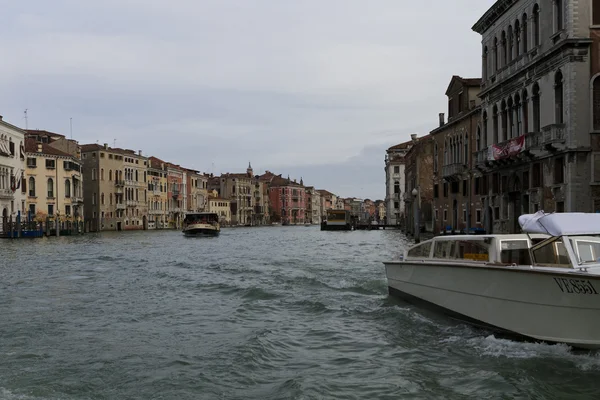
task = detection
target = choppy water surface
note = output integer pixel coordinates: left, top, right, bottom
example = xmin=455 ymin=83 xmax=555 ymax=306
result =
xmin=1 ymin=227 xmax=600 ymax=399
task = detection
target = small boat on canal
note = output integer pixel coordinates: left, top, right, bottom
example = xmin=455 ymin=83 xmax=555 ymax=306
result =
xmin=383 ymin=211 xmax=600 ymax=349
xmin=321 ymin=210 xmax=352 ymax=231
xmin=182 ymin=212 xmax=220 ymax=236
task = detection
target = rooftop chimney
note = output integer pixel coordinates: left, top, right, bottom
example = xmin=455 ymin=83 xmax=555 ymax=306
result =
xmin=439 ymin=113 xmax=445 ymax=127
xmin=103 ymin=143 xmax=108 ymax=149
xmin=0 ymin=115 xmax=3 ymax=121
xmin=37 ymin=144 xmax=42 ymax=153
xmin=470 ymin=100 xmax=476 ymax=109
xmin=138 ymin=150 xmax=142 ymax=156
xmin=410 ymin=133 xmax=418 ymax=142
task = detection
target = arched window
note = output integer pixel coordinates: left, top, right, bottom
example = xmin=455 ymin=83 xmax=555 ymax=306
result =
xmin=493 ymin=105 xmax=499 ymax=144
xmin=101 ymin=193 xmax=105 ymax=205
xmin=514 ymin=93 xmax=522 ymax=136
xmin=65 ymin=179 xmax=71 ymax=198
xmin=593 ymin=76 xmax=600 ymax=130
xmin=507 ymin=97 xmax=514 ymax=138
xmin=101 ymin=168 xmax=104 ymax=180
xmin=476 ymin=126 xmax=482 ymax=151
xmin=483 ymin=46 xmax=489 ymax=80
xmin=434 ymin=143 xmax=438 ymax=172
xmin=501 ymin=31 xmax=507 ymax=67
xmin=555 ymin=0 xmax=563 ymax=31
xmin=532 ymin=83 xmax=541 ymax=131
xmin=483 ymin=111 xmax=489 ymax=148
xmin=533 ymin=4 xmax=540 ymax=46
xmin=493 ymin=37 xmax=499 ymax=72
xmin=47 ymin=178 xmax=54 ymax=198
xmin=515 ymin=20 xmax=521 ymax=57
xmin=28 ymin=177 xmax=35 ymax=197
xmin=109 ymin=170 xmax=113 ymax=181
xmin=507 ymin=26 xmax=514 ymax=63
xmin=555 ymin=70 xmax=564 ymax=124
xmin=501 ymin=100 xmax=508 ymax=142
xmin=444 ymin=140 xmax=448 ymax=165
xmin=464 ymin=135 xmax=468 ymax=164
xmin=522 ymin=14 xmax=528 ymax=53
xmin=135 ymin=170 xmax=139 ymax=182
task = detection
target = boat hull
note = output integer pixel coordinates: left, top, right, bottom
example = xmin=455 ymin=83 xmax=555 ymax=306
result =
xmin=182 ymin=223 xmax=220 ymax=237
xmin=384 ymin=261 xmax=600 ymax=349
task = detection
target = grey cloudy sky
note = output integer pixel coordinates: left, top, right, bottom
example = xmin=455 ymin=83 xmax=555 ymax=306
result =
xmin=0 ymin=0 xmax=493 ymax=200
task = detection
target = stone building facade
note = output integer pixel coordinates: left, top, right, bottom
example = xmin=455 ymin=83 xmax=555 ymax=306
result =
xmin=384 ymin=140 xmax=412 ymax=226
xmin=147 ymin=157 xmax=169 ymax=229
xmin=24 ymin=132 xmax=83 ymax=222
xmin=431 ymin=76 xmax=483 ymax=233
xmin=404 ymin=134 xmax=434 ymax=236
xmin=472 ymin=0 xmax=594 ymax=233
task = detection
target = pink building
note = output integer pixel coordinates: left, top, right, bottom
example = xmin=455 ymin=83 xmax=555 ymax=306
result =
xmin=269 ymin=176 xmax=306 ymax=225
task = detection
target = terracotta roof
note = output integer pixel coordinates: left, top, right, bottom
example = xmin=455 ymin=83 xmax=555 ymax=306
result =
xmin=25 ymin=129 xmax=66 ymax=139
xmin=80 ymin=143 xmax=143 ymax=157
xmin=222 ymin=172 xmax=253 ymax=180
xmin=25 ymin=138 xmax=72 ymax=157
xmin=317 ymin=189 xmax=335 ymax=197
xmin=387 ymin=140 xmax=413 ymax=151
xmin=270 ymin=175 xmax=303 ymax=188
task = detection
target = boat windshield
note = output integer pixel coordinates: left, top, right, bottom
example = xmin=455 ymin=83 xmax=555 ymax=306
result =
xmin=569 ymin=235 xmax=600 ymax=265
xmin=531 ymin=238 xmax=570 ymax=268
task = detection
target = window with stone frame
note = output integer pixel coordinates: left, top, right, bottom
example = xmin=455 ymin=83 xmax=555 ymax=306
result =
xmin=592 ymin=153 xmax=600 ymax=183
xmin=593 ymin=77 xmax=600 ymax=131
xmin=555 ymin=71 xmax=564 ymax=124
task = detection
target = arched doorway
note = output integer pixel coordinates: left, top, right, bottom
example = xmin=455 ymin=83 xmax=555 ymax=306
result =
xmin=1 ymin=208 xmax=7 ymax=234
xmin=143 ymin=215 xmax=147 ymax=230
xmin=508 ymin=174 xmax=522 ymax=233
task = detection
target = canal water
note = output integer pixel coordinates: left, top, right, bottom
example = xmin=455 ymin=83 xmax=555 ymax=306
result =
xmin=1 ymin=226 xmax=600 ymax=399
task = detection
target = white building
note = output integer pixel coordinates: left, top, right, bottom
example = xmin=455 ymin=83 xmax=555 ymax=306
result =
xmin=384 ymin=140 xmax=412 ymax=225
xmin=0 ymin=116 xmax=26 ymax=225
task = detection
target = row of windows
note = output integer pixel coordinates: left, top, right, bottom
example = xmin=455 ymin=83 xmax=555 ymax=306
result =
xmin=27 ymin=177 xmax=80 ymax=199
xmin=482 ymin=1 xmax=569 ymax=80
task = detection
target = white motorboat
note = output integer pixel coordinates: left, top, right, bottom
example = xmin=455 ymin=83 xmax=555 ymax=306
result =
xmin=182 ymin=212 xmax=220 ymax=236
xmin=383 ymin=211 xmax=600 ymax=349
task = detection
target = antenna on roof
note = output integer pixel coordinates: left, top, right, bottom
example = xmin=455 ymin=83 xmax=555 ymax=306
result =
xmin=24 ymin=109 xmax=28 ymax=130
xmin=70 ymin=117 xmax=73 ymax=139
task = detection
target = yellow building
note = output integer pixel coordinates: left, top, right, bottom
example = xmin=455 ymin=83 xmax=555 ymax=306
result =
xmin=207 ymin=190 xmax=231 ymax=225
xmin=24 ymin=133 xmax=83 ymax=222
xmin=147 ymin=157 xmax=169 ymax=229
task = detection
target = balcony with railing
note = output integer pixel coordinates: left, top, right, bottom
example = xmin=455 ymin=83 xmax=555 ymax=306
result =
xmin=114 ymin=180 xmax=125 ymax=187
xmin=126 ymin=200 xmax=137 ymax=207
xmin=116 ymin=203 xmax=126 ymax=210
xmin=0 ymin=188 xmax=13 ymax=199
xmin=541 ymin=124 xmax=566 ymax=149
xmin=442 ymin=163 xmax=466 ymax=179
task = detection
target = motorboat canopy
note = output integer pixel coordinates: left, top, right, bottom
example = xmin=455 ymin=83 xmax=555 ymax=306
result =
xmin=519 ymin=211 xmax=600 ymax=236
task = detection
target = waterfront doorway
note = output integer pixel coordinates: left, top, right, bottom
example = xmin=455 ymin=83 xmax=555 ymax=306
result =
xmin=117 ymin=221 xmax=122 ymax=231
xmin=453 ymin=200 xmax=458 ymax=232
xmin=143 ymin=216 xmax=147 ymax=230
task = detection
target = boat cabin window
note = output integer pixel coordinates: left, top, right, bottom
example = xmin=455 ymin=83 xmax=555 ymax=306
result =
xmin=407 ymin=242 xmax=432 ymax=258
xmin=432 ymin=239 xmax=489 ymax=261
xmin=532 ymin=240 xmax=570 ymax=267
xmin=500 ymin=240 xmax=531 ymax=264
xmin=569 ymin=236 xmax=600 ymax=264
